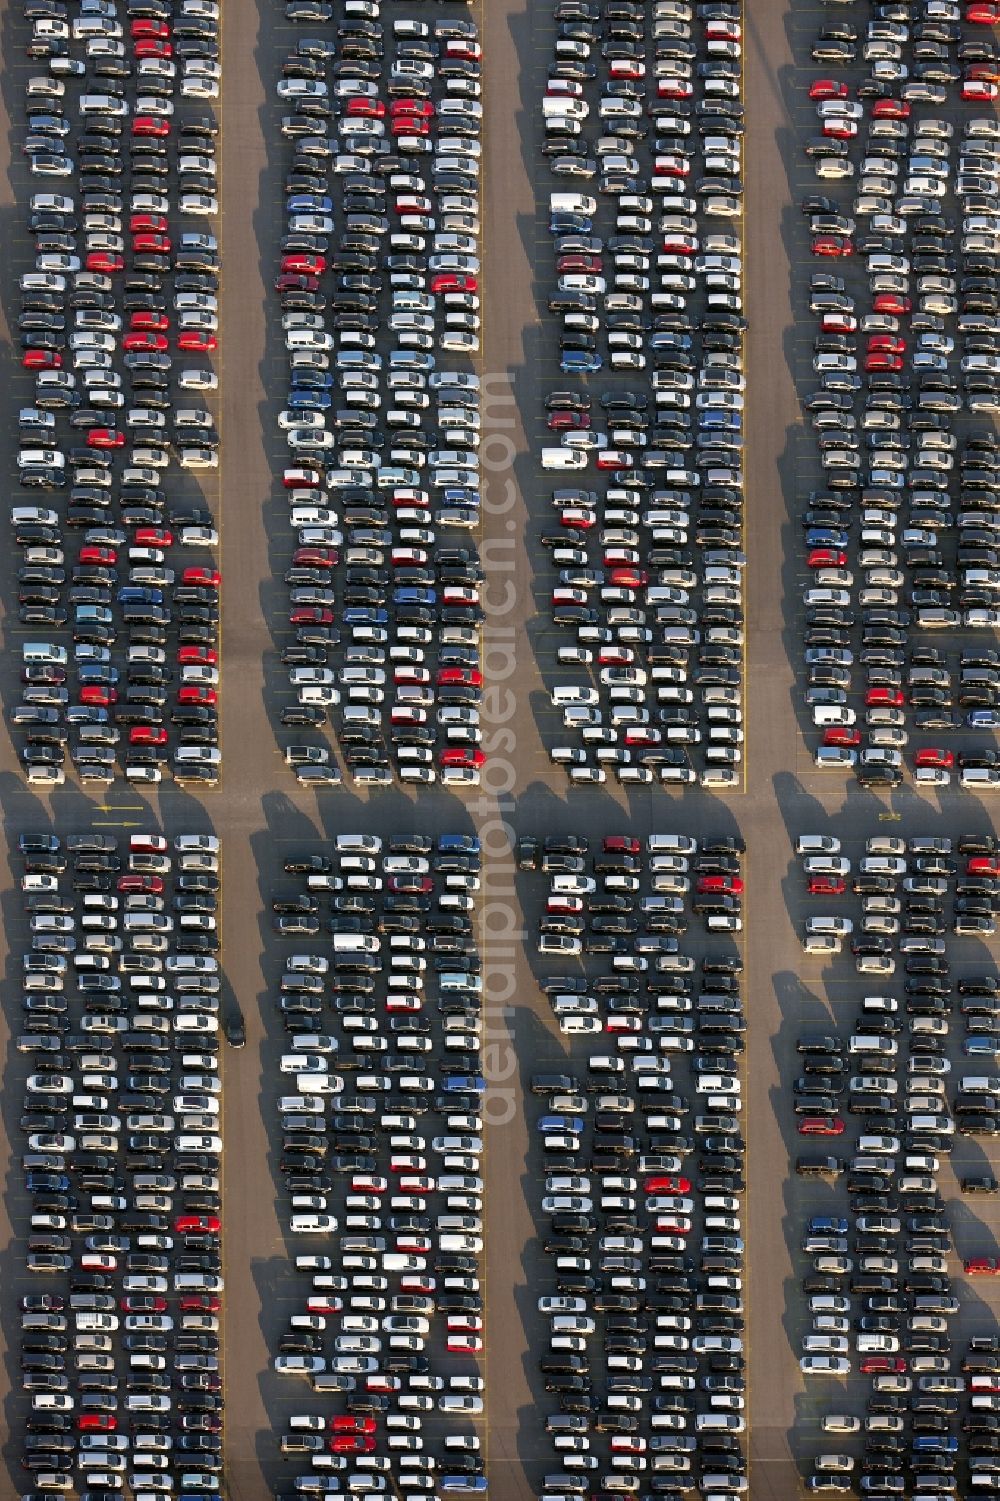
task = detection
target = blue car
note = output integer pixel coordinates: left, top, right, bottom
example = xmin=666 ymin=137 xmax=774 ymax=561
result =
xmin=808 ymin=1215 xmax=848 ymax=1235
xmin=287 ymin=391 xmax=331 ymax=410
xmin=287 ymin=194 xmax=333 ymax=214
xmin=550 ymin=213 xmax=592 ymax=234
xmin=442 ymin=1075 xmax=486 ymax=1094
xmin=394 ymin=587 xmax=437 ymax=606
xmin=342 ymin=608 xmax=388 ymax=626
xmin=441 ymin=488 xmax=480 ymax=508
xmin=965 ymin=1036 xmax=1000 ymax=1055
xmin=968 ymin=709 xmax=1000 ymax=729
xmin=438 ymin=834 xmax=480 ymax=854
xmin=560 ymin=352 xmax=602 ymax=373
xmin=538 ymin=1114 xmax=584 ymax=1134
xmin=118 ymin=587 xmax=163 ymax=605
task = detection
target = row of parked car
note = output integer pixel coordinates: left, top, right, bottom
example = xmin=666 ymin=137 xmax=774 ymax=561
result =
xmin=536 ymin=0 xmax=746 ymax=788
xmin=530 ymin=832 xmax=747 ymax=1501
xmin=525 ymin=831 xmax=745 ymax=972
xmin=266 ymin=832 xmax=488 ymax=1498
xmin=790 ymin=825 xmax=1000 ymax=1493
xmin=14 ymin=830 xmax=227 ymax=1501
xmin=800 ymin=0 xmax=1000 ymax=787
xmin=12 ymin=0 xmax=223 ymax=786
xmin=272 ymin=1 xmax=488 ymax=787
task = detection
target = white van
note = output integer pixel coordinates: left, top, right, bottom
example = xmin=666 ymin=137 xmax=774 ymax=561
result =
xmin=541 ymin=447 xmax=588 ymax=471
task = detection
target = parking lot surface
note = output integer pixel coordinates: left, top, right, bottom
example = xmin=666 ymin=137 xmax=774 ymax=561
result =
xmin=3 ymin=0 xmax=1000 ymax=1495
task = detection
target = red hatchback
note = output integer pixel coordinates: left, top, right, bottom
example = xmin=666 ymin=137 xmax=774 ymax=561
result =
xmin=177 ymin=685 xmax=217 ymax=705
xmin=180 ymin=1294 xmax=220 ymax=1313
xmin=697 ymin=875 xmax=744 ymax=894
xmin=130 ymin=311 xmax=169 ymax=332
xmin=872 ymin=98 xmax=909 ymax=118
xmin=23 ymin=350 xmax=62 ymax=369
xmin=823 ymin=727 xmax=861 ymax=747
xmin=812 ymin=235 xmax=853 ymax=257
xmin=178 ymin=331 xmax=217 ymax=352
xmin=124 ymin=332 xmax=168 ymax=352
xmin=135 ymin=527 xmax=173 ymax=547
xmin=439 ymin=748 xmax=485 ymax=768
xmin=117 ymin=874 xmax=164 ymax=894
xmin=331 ymin=1416 xmax=376 ymax=1434
xmin=798 ymin=1116 xmax=845 ymax=1136
xmin=807 ymin=547 xmax=847 ymax=569
xmin=182 ymin=567 xmax=221 ymax=588
xmin=79 ymin=545 xmax=117 ymax=564
xmin=129 ymin=726 xmax=168 ymax=745
xmin=808 ymin=79 xmax=848 ymax=99
xmin=860 ymin=1357 xmax=906 ymax=1375
xmin=290 ymin=607 xmax=334 ymax=625
xmin=873 ymin=292 xmax=910 ymax=314
xmin=133 ymin=116 xmax=170 ymax=137
xmin=331 ymin=1436 xmax=376 ymax=1455
xmin=605 ymin=835 xmax=640 ymax=854
xmin=175 ymin=1214 xmax=220 ymax=1233
xmin=86 ymin=252 xmax=124 ymax=273
xmin=131 ymin=17 xmax=170 ymax=34
xmin=645 ymin=1175 xmax=690 ymax=1194
xmin=914 ymin=747 xmax=953 ymax=769
xmin=965 ymin=1256 xmax=1000 ymax=1275
xmin=431 ymin=273 xmax=476 ymax=293
xmin=78 ymin=1414 xmax=118 ymax=1431
xmin=80 ymin=685 xmax=117 ymax=706
xmin=134 ymin=37 xmax=172 ymax=56
xmin=437 ymin=668 xmax=482 ymax=687
xmin=808 ymin=876 xmax=847 ymax=896
xmin=281 ymin=253 xmax=326 ymax=275
xmin=866 ymin=687 xmax=904 ymax=707
xmin=178 ymin=646 xmax=217 ymax=665
xmin=134 ymin=232 xmax=171 ymax=253
xmin=88 ymin=429 xmax=125 ymax=448
xmin=346 ymin=97 xmax=386 ymax=116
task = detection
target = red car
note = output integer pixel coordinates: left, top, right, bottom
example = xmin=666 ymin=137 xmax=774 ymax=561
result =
xmin=812 ymin=235 xmax=853 ymax=257
xmin=131 ymin=16 xmax=170 ymax=34
xmin=135 ymin=526 xmax=173 ymax=547
xmin=548 ymin=410 xmax=591 ymax=430
xmin=610 ymin=567 xmax=648 ymax=588
xmin=809 ymin=79 xmax=848 ymax=99
xmin=968 ymin=1 xmax=1000 ymax=21
xmin=823 ymin=727 xmax=861 ymax=747
xmin=331 ymin=1436 xmax=377 ymax=1456
xmin=331 ymin=1416 xmax=377 ymax=1435
xmin=275 ymin=273 xmax=320 ymax=292
xmin=23 ymin=349 xmax=62 ymax=369
xmin=78 ymin=1414 xmax=118 ymax=1431
xmin=79 ymin=685 xmax=117 ymax=706
xmin=822 ymin=120 xmax=857 ymax=140
xmin=390 ymin=98 xmax=434 ymax=116
xmin=387 ymin=875 xmax=434 ymax=895
xmin=129 ymin=726 xmax=168 ymax=745
xmin=117 ymin=874 xmax=164 ymax=894
xmin=914 ymin=747 xmax=953 ymax=769
xmin=807 ymin=548 xmax=848 ymax=569
xmin=392 ymin=116 xmax=430 ymax=134
xmin=645 ymin=1175 xmax=691 ymax=1194
xmin=605 ymin=835 xmax=640 ymax=854
xmin=866 ymin=687 xmax=904 ymax=707
xmin=182 ymin=567 xmax=221 ymax=588
xmin=133 ymin=116 xmax=170 ymax=137
xmin=661 ymin=239 xmax=695 ymax=256
xmin=658 ymin=80 xmax=693 ymax=99
xmin=696 ymin=875 xmax=744 ymax=895
xmin=293 ymin=547 xmax=336 ymax=567
xmin=175 ymin=1214 xmax=220 ymax=1233
xmin=134 ymin=38 xmax=173 ymax=56
xmin=120 ymin=1295 xmax=166 ymax=1313
xmin=860 ymin=1357 xmax=907 ymax=1375
xmin=868 ymin=334 xmax=904 ymax=353
xmin=178 ymin=646 xmax=218 ymax=665
xmin=798 ymin=1116 xmax=845 ymax=1136
xmin=431 ymin=273 xmax=477 ymax=293
xmin=437 ymin=668 xmax=482 ymax=687
xmin=130 ymin=311 xmax=169 ymax=332
xmin=86 ymin=252 xmax=124 ymax=273
xmin=79 ymin=545 xmax=117 ymax=564
xmin=281 ymin=253 xmax=326 ymax=275
xmin=968 ymin=61 xmax=1000 ymax=82
xmin=133 ymin=232 xmax=171 ymax=253
xmin=965 ymin=1257 xmax=1000 ymax=1275
xmin=130 ymin=212 xmax=168 ymax=233
xmin=308 ymin=1295 xmax=343 ymax=1313
xmin=967 ymin=857 xmax=1000 ymax=875
xmin=180 ymin=1294 xmax=220 ymax=1312
xmin=290 ymin=607 xmax=334 ymax=625
xmin=178 ymin=331 xmax=218 ymax=352
xmin=123 ymin=332 xmax=169 ymax=352
xmin=346 ymin=97 xmax=386 ymax=116
xmin=177 ymin=685 xmax=217 ymax=705
xmin=865 ymin=353 xmax=903 ymax=372
xmin=439 ymin=748 xmax=486 ymax=768
xmin=873 ymin=292 xmax=910 ymax=314
xmin=88 ymin=429 xmax=125 ymax=448
xmin=808 ymin=877 xmax=847 ymax=896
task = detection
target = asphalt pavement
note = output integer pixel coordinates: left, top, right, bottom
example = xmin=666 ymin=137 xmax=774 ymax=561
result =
xmin=1 ymin=0 xmax=999 ymax=1492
